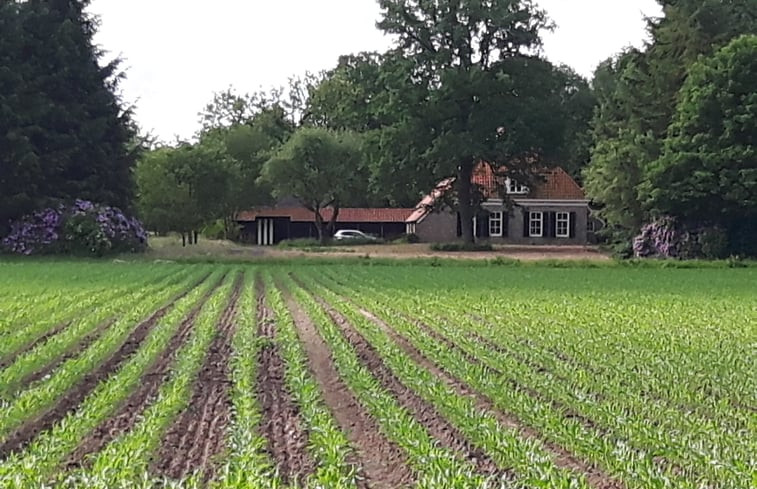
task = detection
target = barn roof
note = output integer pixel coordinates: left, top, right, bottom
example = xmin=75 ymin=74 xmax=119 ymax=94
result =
xmin=236 ymin=207 xmax=413 ymax=223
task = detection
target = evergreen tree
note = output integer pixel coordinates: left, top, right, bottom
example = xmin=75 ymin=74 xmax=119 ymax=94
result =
xmin=584 ymin=0 xmax=757 ymax=253
xmin=0 ymin=0 xmax=137 ymax=233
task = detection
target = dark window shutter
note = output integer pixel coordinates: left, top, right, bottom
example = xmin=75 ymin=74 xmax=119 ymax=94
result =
xmin=547 ymin=212 xmax=556 ymax=238
xmin=456 ymin=213 xmax=462 ymax=237
xmin=523 ymin=210 xmax=529 ymax=237
xmin=569 ymin=212 xmax=577 ymax=238
xmin=480 ymin=214 xmax=489 ymax=238
xmin=503 ymin=213 xmax=509 ymax=237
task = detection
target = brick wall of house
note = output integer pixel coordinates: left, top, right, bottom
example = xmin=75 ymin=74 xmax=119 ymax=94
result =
xmin=498 ymin=205 xmax=588 ymax=245
xmin=414 ymin=211 xmax=458 ymax=242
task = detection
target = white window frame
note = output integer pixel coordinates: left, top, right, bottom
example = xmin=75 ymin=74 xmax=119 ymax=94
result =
xmin=489 ymin=211 xmax=503 ymax=237
xmin=506 ymin=178 xmax=529 ymax=195
xmin=529 ymin=211 xmax=543 ymax=237
xmin=556 ymin=212 xmax=570 ymax=238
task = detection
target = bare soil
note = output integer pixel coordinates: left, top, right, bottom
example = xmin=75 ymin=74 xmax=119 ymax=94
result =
xmin=152 ymin=278 xmax=243 ymax=481
xmin=282 ymin=286 xmax=415 ymax=489
xmin=354 ymin=306 xmax=624 ymax=489
xmin=311 ymin=293 xmax=510 ymax=481
xmin=255 ymin=282 xmax=316 ymax=487
xmin=65 ymin=283 xmax=219 ymax=469
xmin=0 ymin=295 xmax=183 ymax=459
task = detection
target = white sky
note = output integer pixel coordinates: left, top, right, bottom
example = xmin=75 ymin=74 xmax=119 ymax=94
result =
xmin=89 ymin=0 xmax=662 ymax=142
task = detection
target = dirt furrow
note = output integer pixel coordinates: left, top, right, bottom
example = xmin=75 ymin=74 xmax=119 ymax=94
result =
xmin=282 ymin=287 xmax=415 ymax=489
xmin=151 ymin=278 xmax=242 ymax=481
xmin=354 ymin=306 xmax=623 ymax=489
xmin=0 ymin=322 xmax=70 ymax=369
xmin=255 ymin=283 xmax=316 ymax=487
xmin=312 ymin=294 xmax=509 ymax=481
xmin=13 ymin=319 xmax=116 ymax=397
xmin=0 ymin=294 xmax=187 ymax=459
xmin=65 ymin=286 xmax=217 ymax=469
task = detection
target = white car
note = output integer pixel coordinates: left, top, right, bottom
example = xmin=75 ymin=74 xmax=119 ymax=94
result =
xmin=333 ymin=229 xmax=378 ymax=241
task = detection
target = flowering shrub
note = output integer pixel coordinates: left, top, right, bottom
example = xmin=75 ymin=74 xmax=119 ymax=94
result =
xmin=633 ymin=217 xmax=728 ymax=259
xmin=2 ymin=200 xmax=147 ymax=256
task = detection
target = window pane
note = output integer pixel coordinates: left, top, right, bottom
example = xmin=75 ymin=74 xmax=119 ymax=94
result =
xmin=556 ymin=212 xmax=570 ymax=238
xmin=529 ymin=212 xmax=542 ymax=237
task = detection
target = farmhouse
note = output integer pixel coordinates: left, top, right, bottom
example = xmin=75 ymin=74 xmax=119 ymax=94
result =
xmin=236 ymin=207 xmax=413 ymax=245
xmin=406 ymin=162 xmax=599 ymax=245
xmin=237 ymin=163 xmax=599 ymax=246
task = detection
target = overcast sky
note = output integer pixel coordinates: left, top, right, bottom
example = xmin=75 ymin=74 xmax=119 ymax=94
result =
xmin=89 ymin=0 xmax=662 ymax=142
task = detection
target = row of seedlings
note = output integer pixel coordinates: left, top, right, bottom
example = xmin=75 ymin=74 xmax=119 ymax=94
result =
xmin=298 ymin=272 xmax=593 ymax=489
xmin=0 ymin=269 xmax=223 ymax=488
xmin=314 ymin=271 xmax=699 ymax=489
xmin=263 ymin=273 xmax=360 ymax=489
xmin=58 ymin=271 xmax=240 ymax=488
xmin=0 ymin=268 xmax=211 ymax=445
xmin=344 ymin=268 xmax=754 ymax=487
xmin=280 ymin=273 xmax=501 ymax=489
xmin=0 ymin=268 xmax=197 ymax=399
xmin=210 ymin=272 xmax=282 ymax=489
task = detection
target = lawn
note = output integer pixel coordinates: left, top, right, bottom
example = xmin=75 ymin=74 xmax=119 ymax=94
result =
xmin=0 ymin=260 xmax=754 ymax=488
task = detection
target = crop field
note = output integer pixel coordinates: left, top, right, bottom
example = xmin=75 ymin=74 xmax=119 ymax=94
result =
xmin=0 ymin=261 xmax=754 ymax=489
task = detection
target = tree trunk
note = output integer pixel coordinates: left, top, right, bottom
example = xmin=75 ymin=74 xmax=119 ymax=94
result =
xmin=194 ymin=230 xmax=198 ymax=244
xmin=182 ymin=233 xmax=186 ymax=247
xmin=327 ymin=206 xmax=340 ymax=239
xmin=457 ymin=162 xmax=475 ymax=244
xmin=314 ymin=209 xmax=327 ymax=244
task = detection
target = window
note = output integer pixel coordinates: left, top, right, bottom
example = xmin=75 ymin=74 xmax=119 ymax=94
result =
xmin=506 ymin=178 xmax=529 ymax=195
xmin=489 ymin=212 xmax=503 ymax=237
xmin=529 ymin=212 xmax=543 ymax=237
xmin=556 ymin=212 xmax=570 ymax=238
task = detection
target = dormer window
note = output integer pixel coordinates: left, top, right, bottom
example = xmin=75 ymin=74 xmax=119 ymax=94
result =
xmin=506 ymin=178 xmax=529 ymax=195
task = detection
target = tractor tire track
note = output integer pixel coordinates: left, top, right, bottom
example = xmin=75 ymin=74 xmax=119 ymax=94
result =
xmin=253 ymin=282 xmax=317 ymax=487
xmin=283 ymin=287 xmax=415 ymax=489
xmin=152 ymin=278 xmax=243 ymax=481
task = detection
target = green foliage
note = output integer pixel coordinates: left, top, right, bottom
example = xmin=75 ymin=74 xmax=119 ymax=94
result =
xmin=584 ymin=1 xmax=757 ymax=255
xmin=0 ymin=0 xmax=137 ymax=232
xmin=260 ymin=127 xmax=365 ymax=242
xmin=374 ymin=0 xmax=592 ymax=242
xmin=430 ymin=242 xmax=493 ymax=252
xmin=642 ymin=35 xmax=757 ymax=232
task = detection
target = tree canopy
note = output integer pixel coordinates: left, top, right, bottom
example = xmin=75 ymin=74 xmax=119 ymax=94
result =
xmin=259 ymin=127 xmax=364 ymax=242
xmin=0 ymin=0 xmax=137 ymax=233
xmin=641 ymin=35 xmax=757 ymax=253
xmin=584 ymin=0 xmax=757 ymax=255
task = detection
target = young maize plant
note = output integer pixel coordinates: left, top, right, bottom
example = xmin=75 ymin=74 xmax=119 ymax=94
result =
xmin=0 ymin=274 xmax=170 ymax=363
xmin=263 ymin=272 xmax=360 ymax=489
xmin=398 ymin=289 xmax=754 ymax=487
xmin=280 ymin=273 xmax=504 ymax=489
xmin=0 ymin=269 xmax=222 ymax=489
xmin=0 ymin=268 xmax=208 ymax=442
xmin=301 ymin=273 xmax=592 ymax=489
xmin=59 ymin=271 xmax=239 ymax=488
xmin=210 ymin=271 xmax=283 ymax=489
xmin=347 ymin=267 xmax=756 ymax=488
xmin=312 ymin=271 xmax=697 ymax=489
xmin=0 ymin=268 xmax=195 ymax=399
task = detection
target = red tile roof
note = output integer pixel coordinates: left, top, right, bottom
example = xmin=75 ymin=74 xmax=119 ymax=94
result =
xmin=471 ymin=163 xmax=585 ymax=200
xmin=406 ymin=162 xmax=585 ymax=223
xmin=236 ymin=207 xmax=413 ymax=223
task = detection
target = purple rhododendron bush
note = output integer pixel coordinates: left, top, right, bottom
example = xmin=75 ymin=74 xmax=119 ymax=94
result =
xmin=633 ymin=216 xmax=728 ymax=260
xmin=2 ymin=200 xmax=147 ymax=256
